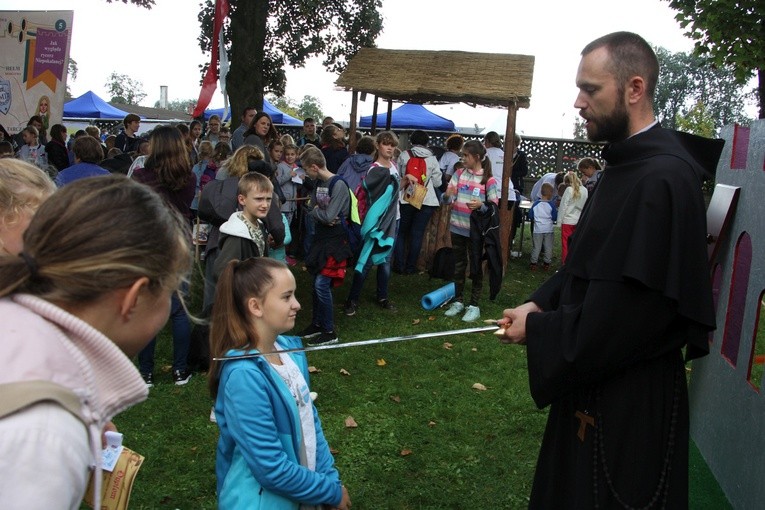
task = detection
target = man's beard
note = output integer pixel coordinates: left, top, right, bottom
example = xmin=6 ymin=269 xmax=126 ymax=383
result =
xmin=586 ymin=98 xmax=630 ymax=143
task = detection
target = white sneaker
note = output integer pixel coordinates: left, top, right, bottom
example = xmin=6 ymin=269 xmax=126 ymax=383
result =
xmin=444 ymin=301 xmax=465 ymax=317
xmin=209 ymin=407 xmax=217 ymax=423
xmin=461 ymin=305 xmax=480 ymax=322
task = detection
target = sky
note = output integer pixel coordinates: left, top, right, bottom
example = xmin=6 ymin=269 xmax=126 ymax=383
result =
xmin=2 ymin=0 xmax=700 ymax=138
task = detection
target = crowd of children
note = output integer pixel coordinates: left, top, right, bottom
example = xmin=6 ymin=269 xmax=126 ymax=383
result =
xmin=0 ymin=112 xmax=604 ymax=508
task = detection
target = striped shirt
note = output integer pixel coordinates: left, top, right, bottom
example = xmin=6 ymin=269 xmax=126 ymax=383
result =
xmin=447 ymin=168 xmax=499 ymax=237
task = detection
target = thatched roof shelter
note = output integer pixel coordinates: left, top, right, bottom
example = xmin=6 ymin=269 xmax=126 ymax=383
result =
xmin=335 ymin=48 xmax=534 ymax=108
xmin=336 ymin=47 xmax=536 ymax=267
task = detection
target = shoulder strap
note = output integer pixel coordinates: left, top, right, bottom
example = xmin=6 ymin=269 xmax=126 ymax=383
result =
xmin=0 ymin=380 xmax=86 ymax=424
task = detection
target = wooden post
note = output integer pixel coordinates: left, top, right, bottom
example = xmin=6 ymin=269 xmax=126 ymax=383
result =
xmin=349 ymin=90 xmax=359 ymax=154
xmin=371 ymin=95 xmax=379 ymax=135
xmin=385 ymin=99 xmax=393 ymax=131
xmin=500 ymin=101 xmax=517 ymax=268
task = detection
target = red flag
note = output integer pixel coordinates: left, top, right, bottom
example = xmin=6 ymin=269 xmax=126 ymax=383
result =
xmin=192 ymin=0 xmax=229 ymax=118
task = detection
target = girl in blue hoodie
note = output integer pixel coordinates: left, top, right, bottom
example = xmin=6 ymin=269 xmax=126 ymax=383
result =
xmin=209 ymin=257 xmax=351 ymax=510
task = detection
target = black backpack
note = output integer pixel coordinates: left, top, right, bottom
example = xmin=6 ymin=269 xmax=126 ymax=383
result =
xmin=429 ymin=247 xmax=455 ymax=280
xmin=198 ymin=177 xmax=238 ymax=227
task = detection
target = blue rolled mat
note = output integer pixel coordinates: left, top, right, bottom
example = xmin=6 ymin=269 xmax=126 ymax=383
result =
xmin=421 ymin=282 xmax=456 ymax=310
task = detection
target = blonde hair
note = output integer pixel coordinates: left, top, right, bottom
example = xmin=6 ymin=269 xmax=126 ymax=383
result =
xmin=224 ymin=145 xmax=264 ymax=179
xmin=564 ymin=171 xmax=583 ymax=200
xmin=0 ymin=175 xmax=191 ymax=302
xmin=280 ymin=134 xmax=295 ymax=147
xmin=198 ymin=140 xmax=215 ymax=160
xmin=0 ymin=159 xmax=55 ymax=238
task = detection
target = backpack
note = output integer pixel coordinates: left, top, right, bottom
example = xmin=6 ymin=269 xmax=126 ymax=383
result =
xmin=198 ymin=177 xmax=238 ymax=227
xmin=405 ymin=150 xmax=428 ymax=185
xmin=353 ymin=181 xmax=370 ymax=223
xmin=327 ymin=175 xmax=362 ymax=255
xmin=429 ymin=246 xmax=455 ymax=280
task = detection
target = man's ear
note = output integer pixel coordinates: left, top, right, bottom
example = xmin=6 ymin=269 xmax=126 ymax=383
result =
xmin=247 ymin=296 xmax=264 ymax=318
xmin=626 ymin=76 xmax=646 ymax=105
xmin=119 ymin=276 xmax=150 ymax=321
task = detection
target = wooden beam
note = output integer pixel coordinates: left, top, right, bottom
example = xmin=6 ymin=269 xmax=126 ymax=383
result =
xmin=371 ymin=95 xmax=379 ymax=135
xmin=349 ymin=90 xmax=359 ymax=154
xmin=385 ymin=99 xmax=393 ymax=131
xmin=500 ymin=101 xmax=517 ymax=269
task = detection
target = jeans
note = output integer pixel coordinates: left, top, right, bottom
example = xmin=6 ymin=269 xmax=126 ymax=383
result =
xmin=138 ymin=289 xmax=191 ymax=374
xmin=394 ymin=204 xmax=436 ymax=273
xmin=347 ymin=257 xmax=391 ymax=303
xmin=312 ymin=274 xmax=334 ymax=332
xmin=303 ymin=212 xmax=315 ymax=257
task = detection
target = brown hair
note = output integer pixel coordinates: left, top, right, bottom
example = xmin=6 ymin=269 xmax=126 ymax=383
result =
xmin=320 ymin=124 xmax=344 ymax=149
xmin=244 ymin=112 xmax=279 ymax=146
xmin=0 ymin=175 xmax=191 ymax=302
xmin=208 ymin=257 xmax=288 ymax=396
xmin=122 ymin=113 xmax=141 ymax=128
xmin=144 ymin=125 xmax=193 ymax=190
xmin=462 ymin=140 xmax=492 ymax=185
xmin=581 ymin=31 xmax=659 ymax=98
xmin=73 ymin=135 xmax=105 ymax=163
xmin=299 ymin=146 xmax=326 ymax=169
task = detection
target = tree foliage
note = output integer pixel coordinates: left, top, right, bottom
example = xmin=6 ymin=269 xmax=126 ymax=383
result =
xmin=105 ymin=71 xmax=147 ymax=105
xmin=197 ymin=0 xmax=383 ymax=123
xmin=153 ymin=98 xmax=197 ymax=113
xmin=676 ymin=100 xmax=716 ymax=137
xmin=666 ymin=0 xmax=765 ymax=118
xmin=654 ymin=46 xmax=752 ymax=133
xmin=572 ymin=117 xmax=587 ymax=140
xmin=297 ymin=95 xmax=324 ymax=121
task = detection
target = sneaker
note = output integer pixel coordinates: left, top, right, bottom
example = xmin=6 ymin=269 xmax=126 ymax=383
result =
xmin=309 ymin=391 xmax=318 ymax=402
xmin=141 ymin=372 xmax=154 ymax=388
xmin=298 ymin=323 xmax=323 ymax=339
xmin=344 ymin=300 xmax=359 ymax=316
xmin=378 ymin=299 xmax=397 ymax=312
xmin=209 ymin=407 xmax=217 ymax=423
xmin=308 ymin=331 xmax=339 ymax=346
xmin=444 ymin=301 xmax=465 ymax=317
xmin=173 ymin=369 xmax=192 ymax=386
xmin=461 ymin=305 xmax=480 ymax=322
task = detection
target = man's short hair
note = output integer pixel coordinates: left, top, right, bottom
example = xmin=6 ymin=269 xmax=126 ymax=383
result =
xmin=300 ymin=146 xmax=326 ymax=169
xmin=28 ymin=115 xmax=43 ymax=126
xmin=582 ymin=31 xmax=659 ymax=98
xmin=241 ymin=106 xmax=256 ymax=117
xmin=238 ymin=171 xmax=273 ymax=197
xmin=123 ymin=113 xmax=141 ymax=128
xmin=303 ymin=117 xmax=315 ymax=125
xmin=74 ymin=135 xmax=105 ymax=163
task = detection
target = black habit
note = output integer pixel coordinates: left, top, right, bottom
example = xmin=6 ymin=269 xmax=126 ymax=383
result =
xmin=524 ymin=126 xmax=724 ymax=509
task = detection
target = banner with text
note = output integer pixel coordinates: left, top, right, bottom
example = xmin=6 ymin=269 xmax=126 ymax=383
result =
xmin=0 ymin=10 xmax=73 ymax=136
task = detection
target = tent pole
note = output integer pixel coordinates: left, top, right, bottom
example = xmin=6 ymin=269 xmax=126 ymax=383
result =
xmin=500 ymin=100 xmax=517 ymax=269
xmin=349 ymin=90 xmax=359 ymax=154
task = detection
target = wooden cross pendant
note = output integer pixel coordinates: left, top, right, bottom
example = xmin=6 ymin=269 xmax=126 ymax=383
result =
xmin=575 ymin=410 xmax=595 ymax=442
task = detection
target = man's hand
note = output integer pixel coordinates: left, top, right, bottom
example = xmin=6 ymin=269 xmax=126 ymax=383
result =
xmin=497 ymin=302 xmax=542 ymax=345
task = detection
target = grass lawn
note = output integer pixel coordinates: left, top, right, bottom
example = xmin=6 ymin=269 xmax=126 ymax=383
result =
xmin=108 ymin=230 xmax=731 ymax=509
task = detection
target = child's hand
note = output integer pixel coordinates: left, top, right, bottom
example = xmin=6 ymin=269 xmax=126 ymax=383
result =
xmin=337 ymin=485 xmax=351 ymax=510
xmin=467 ymin=198 xmax=481 ymax=210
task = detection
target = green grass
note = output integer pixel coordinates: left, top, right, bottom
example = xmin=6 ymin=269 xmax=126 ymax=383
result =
xmin=108 ymin=230 xmax=731 ymax=509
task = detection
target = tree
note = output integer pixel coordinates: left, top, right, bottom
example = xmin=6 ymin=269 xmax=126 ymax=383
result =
xmin=297 ymin=95 xmax=323 ymax=121
xmin=675 ymin=100 xmax=716 ymax=137
xmin=267 ymin=95 xmax=301 ymax=120
xmin=65 ymin=58 xmax=78 ymax=100
xmin=105 ymin=72 xmax=147 ymax=105
xmin=654 ymin=46 xmax=752 ymax=132
xmin=196 ymin=0 xmax=383 ymax=125
xmin=154 ymin=98 xmax=197 ymax=113
xmin=572 ymin=117 xmax=587 ymax=139
xmin=666 ymin=0 xmax=765 ymax=118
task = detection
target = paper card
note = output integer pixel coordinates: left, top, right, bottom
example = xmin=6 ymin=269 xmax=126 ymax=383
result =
xmin=101 ymin=431 xmax=124 ymax=472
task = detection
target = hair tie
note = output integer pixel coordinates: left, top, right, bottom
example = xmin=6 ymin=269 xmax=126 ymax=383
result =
xmin=19 ymin=252 xmax=39 ymax=279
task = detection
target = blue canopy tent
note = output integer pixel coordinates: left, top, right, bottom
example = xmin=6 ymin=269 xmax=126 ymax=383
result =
xmin=359 ymin=103 xmax=455 ymax=131
xmin=63 ymin=91 xmax=131 ymax=119
xmin=204 ymin=99 xmax=302 ymax=126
